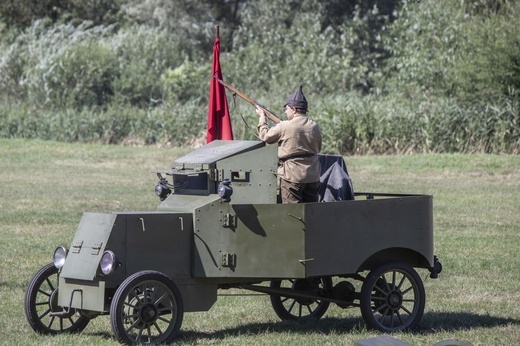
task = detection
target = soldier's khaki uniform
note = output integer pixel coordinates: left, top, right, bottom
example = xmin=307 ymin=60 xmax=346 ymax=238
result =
xmin=257 ymin=114 xmax=322 ymax=202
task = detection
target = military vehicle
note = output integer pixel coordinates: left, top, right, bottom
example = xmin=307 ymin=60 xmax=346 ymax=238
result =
xmin=24 ymin=140 xmax=442 ymax=344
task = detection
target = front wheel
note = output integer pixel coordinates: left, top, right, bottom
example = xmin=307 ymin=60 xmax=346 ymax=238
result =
xmin=270 ymin=277 xmax=332 ymax=321
xmin=24 ymin=263 xmax=90 ymax=334
xmin=360 ymin=262 xmax=425 ymax=332
xmin=110 ymin=271 xmax=184 ymax=345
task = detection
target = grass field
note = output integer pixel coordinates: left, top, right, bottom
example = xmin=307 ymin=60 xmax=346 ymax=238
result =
xmin=0 ymin=139 xmax=519 ymax=345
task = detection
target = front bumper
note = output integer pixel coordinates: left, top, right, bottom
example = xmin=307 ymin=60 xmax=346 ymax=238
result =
xmin=58 ymin=277 xmax=107 ymax=312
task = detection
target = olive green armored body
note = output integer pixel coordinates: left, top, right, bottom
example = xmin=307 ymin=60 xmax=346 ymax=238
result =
xmin=25 ymin=140 xmax=442 ymax=344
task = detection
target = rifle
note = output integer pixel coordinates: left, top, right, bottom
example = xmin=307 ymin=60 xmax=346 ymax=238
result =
xmin=213 ymin=75 xmax=281 ymax=124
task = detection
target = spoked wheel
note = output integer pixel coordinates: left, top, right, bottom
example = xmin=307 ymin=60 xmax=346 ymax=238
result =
xmin=24 ymin=263 xmax=90 ymax=334
xmin=110 ymin=271 xmax=184 ymax=345
xmin=270 ymin=277 xmax=332 ymax=321
xmin=360 ymin=262 xmax=425 ymax=332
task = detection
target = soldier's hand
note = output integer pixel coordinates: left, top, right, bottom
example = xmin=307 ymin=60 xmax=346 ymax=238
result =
xmin=255 ymin=105 xmax=267 ymax=125
xmin=255 ymin=105 xmax=265 ymax=117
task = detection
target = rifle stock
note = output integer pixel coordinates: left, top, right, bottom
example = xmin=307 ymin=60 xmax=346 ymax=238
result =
xmin=213 ymin=76 xmax=281 ymax=123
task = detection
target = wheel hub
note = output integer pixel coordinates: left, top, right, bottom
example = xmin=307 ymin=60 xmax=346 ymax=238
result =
xmin=387 ymin=290 xmax=403 ymax=310
xmin=139 ymin=304 xmax=158 ymax=324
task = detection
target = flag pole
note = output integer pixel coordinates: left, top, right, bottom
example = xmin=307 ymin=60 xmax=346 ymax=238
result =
xmin=216 ymin=25 xmax=219 ymax=39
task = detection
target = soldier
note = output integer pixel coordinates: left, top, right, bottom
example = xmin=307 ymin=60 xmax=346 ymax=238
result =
xmin=256 ymin=86 xmax=322 ymax=203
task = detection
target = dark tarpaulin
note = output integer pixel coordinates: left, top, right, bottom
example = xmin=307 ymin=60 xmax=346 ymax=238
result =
xmin=317 ymin=154 xmax=355 ymax=202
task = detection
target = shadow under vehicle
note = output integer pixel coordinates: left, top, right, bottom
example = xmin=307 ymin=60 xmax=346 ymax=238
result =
xmin=24 ymin=140 xmax=442 ymax=344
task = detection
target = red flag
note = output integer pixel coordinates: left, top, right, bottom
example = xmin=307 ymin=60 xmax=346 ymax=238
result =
xmin=206 ymin=35 xmax=233 ymax=143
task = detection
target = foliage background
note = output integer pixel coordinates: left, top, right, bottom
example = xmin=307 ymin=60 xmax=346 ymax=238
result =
xmin=0 ymin=0 xmax=519 ymax=154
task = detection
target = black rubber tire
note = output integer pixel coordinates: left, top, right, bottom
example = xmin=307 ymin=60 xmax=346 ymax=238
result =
xmin=110 ymin=270 xmax=184 ymax=345
xmin=360 ymin=262 xmax=425 ymax=332
xmin=24 ymin=263 xmax=90 ymax=335
xmin=270 ymin=277 xmax=332 ymax=321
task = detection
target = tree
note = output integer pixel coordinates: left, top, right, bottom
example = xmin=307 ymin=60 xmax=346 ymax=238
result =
xmin=0 ymin=0 xmax=123 ymax=33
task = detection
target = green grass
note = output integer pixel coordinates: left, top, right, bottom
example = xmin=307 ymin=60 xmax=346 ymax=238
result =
xmin=1 ymin=139 xmax=519 ymax=345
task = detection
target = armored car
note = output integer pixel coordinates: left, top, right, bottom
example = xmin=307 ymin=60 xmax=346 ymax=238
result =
xmin=25 ymin=140 xmax=442 ymax=344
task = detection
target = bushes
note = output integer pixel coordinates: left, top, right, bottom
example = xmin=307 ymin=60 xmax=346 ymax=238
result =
xmin=110 ymin=25 xmax=203 ymax=107
xmin=313 ymin=92 xmax=519 ymax=154
xmin=2 ymin=22 xmax=119 ymax=109
xmin=382 ymin=0 xmax=519 ymax=102
xmin=1 ymin=87 xmax=517 ymax=154
xmin=51 ymin=43 xmax=118 ymax=108
xmin=0 ymin=21 xmax=207 ymax=110
xmin=450 ymin=8 xmax=520 ymax=101
xmin=0 ymin=0 xmax=519 ymax=153
xmin=0 ymin=101 xmax=207 ymax=145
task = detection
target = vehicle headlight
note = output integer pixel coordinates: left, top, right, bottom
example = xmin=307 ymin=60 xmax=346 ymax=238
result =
xmin=53 ymin=246 xmax=68 ymax=269
xmin=100 ymin=250 xmax=119 ymax=275
xmin=155 ymin=182 xmax=171 ymax=201
xmin=218 ymin=179 xmax=233 ymax=202
xmin=155 ymin=174 xmax=172 ymax=201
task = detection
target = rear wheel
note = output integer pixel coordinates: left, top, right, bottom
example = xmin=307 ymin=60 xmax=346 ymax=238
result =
xmin=110 ymin=271 xmax=183 ymax=345
xmin=24 ymin=263 xmax=90 ymax=334
xmin=270 ymin=277 xmax=332 ymax=321
xmin=360 ymin=262 xmax=425 ymax=332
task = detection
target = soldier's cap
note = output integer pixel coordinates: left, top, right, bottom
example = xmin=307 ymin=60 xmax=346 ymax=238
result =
xmin=284 ymin=85 xmax=308 ymax=110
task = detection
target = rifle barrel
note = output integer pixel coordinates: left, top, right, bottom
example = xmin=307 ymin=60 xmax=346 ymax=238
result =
xmin=214 ymin=76 xmax=281 ymax=123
